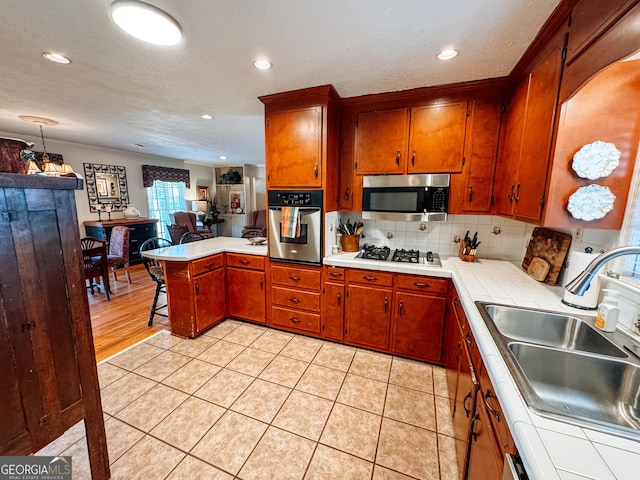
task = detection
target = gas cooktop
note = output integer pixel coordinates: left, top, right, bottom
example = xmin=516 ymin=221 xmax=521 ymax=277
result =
xmin=356 ymin=245 xmax=441 ymax=267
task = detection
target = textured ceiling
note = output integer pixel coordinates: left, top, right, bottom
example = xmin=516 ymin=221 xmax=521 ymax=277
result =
xmin=0 ymin=0 xmax=561 ymax=165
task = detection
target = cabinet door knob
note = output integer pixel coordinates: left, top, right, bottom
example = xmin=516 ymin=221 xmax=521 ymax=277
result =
xmin=395 ymin=150 xmax=401 ymax=165
xmin=507 ymin=184 xmax=514 ymax=203
xmin=468 ymin=186 xmax=473 ymax=203
xmin=314 ymin=163 xmax=319 ymax=179
xmin=514 ymin=183 xmax=521 ymax=204
xmin=337 ymin=292 xmax=341 ymax=306
xmin=260 ymin=277 xmax=263 ymax=289
xmin=384 ymin=298 xmax=388 ymax=313
xmin=344 ymin=187 xmax=350 ymax=201
xmin=411 ymin=150 xmax=416 ymax=166
xmin=399 ymin=300 xmax=404 ymax=316
xmin=195 ymin=282 xmax=199 ymax=294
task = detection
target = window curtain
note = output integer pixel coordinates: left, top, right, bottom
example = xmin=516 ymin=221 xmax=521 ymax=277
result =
xmin=142 ymin=164 xmax=190 ymax=188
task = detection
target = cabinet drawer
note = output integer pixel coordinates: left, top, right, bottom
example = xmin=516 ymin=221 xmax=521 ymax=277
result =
xmin=272 ymin=286 xmax=320 ymax=312
xmin=396 ymin=275 xmax=449 ymax=294
xmin=480 ymin=367 xmax=517 ymax=456
xmin=271 ymin=306 xmax=321 ymax=334
xmin=128 ymin=223 xmax=156 ymax=239
xmin=226 ymin=253 xmax=265 ymax=270
xmin=272 ymin=265 xmax=321 ymax=290
xmin=346 ymin=269 xmax=393 ymax=287
xmin=324 ymin=266 xmax=345 ymax=282
xmin=192 ymin=254 xmax=224 ymax=276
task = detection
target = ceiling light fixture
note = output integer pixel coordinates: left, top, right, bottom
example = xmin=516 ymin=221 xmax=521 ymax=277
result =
xmin=201 ymin=114 xmax=213 ymax=120
xmin=437 ymin=49 xmax=460 ymax=61
xmin=42 ymin=52 xmax=71 ymax=64
xmin=253 ymin=59 xmax=272 ymax=70
xmin=110 ymin=0 xmax=183 ymax=46
xmin=135 ymin=143 xmax=144 ymax=148
xmin=219 ymin=156 xmax=227 ymax=160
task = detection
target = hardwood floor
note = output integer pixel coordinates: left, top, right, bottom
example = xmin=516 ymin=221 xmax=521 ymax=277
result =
xmin=88 ymin=264 xmax=169 ymax=362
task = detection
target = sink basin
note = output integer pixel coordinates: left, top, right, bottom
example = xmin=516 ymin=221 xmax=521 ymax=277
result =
xmin=483 ymin=304 xmax=626 ymax=358
xmin=476 ymin=302 xmax=640 ymax=439
xmin=508 ymin=342 xmax=640 ymax=434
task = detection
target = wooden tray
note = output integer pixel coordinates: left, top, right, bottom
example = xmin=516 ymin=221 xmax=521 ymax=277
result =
xmin=522 ymin=227 xmax=572 ymax=286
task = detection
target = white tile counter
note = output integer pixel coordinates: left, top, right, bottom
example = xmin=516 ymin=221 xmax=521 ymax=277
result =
xmin=141 ymin=236 xmax=268 ymax=261
xmin=325 ymin=252 xmax=640 ymax=480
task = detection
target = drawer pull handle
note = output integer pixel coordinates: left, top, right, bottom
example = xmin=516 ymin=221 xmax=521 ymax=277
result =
xmin=484 ymin=390 xmax=500 ymax=421
xmin=465 ymin=332 xmax=474 ymax=347
xmin=290 ymin=317 xmax=301 ymax=324
xmin=329 ymin=271 xmax=342 ymax=278
xmin=470 ymin=412 xmax=480 ymax=441
xmin=463 ymin=391 xmax=472 ymax=417
xmin=363 ymin=276 xmax=378 ymax=282
xmin=204 ymin=263 xmax=216 ymax=268
xmin=344 ymin=187 xmax=350 ymax=201
xmin=240 ymin=259 xmax=250 ymax=265
xmin=289 ymin=275 xmax=301 ymax=282
xmin=413 ymin=282 xmax=432 ymax=288
xmin=289 ymin=297 xmax=302 ymax=304
xmin=454 ymin=342 xmax=461 ymax=362
xmin=314 ymin=163 xmax=319 ymax=179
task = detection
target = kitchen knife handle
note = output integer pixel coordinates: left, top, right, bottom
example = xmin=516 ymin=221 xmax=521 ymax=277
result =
xmin=384 ymin=298 xmax=388 ymax=313
xmin=395 ymin=150 xmax=401 ymax=165
xmin=399 ymin=300 xmax=404 ymax=316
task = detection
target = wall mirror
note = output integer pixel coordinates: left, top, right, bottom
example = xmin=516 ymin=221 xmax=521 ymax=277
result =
xmin=83 ymin=163 xmax=130 ymax=212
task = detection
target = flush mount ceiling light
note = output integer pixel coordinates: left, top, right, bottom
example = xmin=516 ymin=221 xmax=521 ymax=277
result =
xmin=19 ymin=115 xmax=59 ymax=126
xmin=42 ymin=52 xmax=71 ymax=64
xmin=219 ymin=156 xmax=227 ymax=160
xmin=110 ymin=0 xmax=183 ymax=46
xmin=201 ymin=114 xmax=213 ymax=120
xmin=437 ymin=49 xmax=460 ymax=61
xmin=253 ymin=59 xmax=273 ymax=70
xmin=134 ymin=143 xmax=144 ymax=148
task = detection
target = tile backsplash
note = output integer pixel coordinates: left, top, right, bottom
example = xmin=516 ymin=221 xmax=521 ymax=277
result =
xmin=327 ymin=212 xmax=620 ymax=263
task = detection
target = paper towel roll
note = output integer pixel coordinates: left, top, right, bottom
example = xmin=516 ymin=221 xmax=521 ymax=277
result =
xmin=562 ymin=250 xmax=601 ymax=309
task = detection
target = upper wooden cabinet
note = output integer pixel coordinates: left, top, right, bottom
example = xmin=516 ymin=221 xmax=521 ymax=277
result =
xmin=449 ymin=98 xmax=503 ymax=214
xmin=260 ymin=85 xmax=340 ymax=199
xmin=494 ymin=27 xmax=567 ymax=223
xmin=355 ymin=100 xmax=468 ymax=175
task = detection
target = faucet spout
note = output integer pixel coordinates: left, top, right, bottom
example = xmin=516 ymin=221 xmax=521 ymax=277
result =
xmin=565 ymin=246 xmax=640 ymax=295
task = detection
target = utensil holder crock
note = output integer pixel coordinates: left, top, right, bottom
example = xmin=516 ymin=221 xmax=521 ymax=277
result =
xmin=341 ymin=234 xmax=360 ymax=252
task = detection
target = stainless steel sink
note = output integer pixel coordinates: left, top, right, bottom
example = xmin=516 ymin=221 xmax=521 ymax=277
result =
xmin=483 ymin=304 xmax=626 ymax=358
xmin=509 ymin=342 xmax=640 ymax=434
xmin=476 ymin=302 xmax=640 ymax=439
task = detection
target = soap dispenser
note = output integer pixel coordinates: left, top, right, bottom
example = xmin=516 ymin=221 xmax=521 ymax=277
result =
xmin=595 ymin=289 xmax=620 ymax=332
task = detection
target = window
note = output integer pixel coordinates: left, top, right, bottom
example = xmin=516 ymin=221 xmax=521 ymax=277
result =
xmin=146 ymin=180 xmax=186 ymax=239
xmin=619 ymin=146 xmax=640 ymax=281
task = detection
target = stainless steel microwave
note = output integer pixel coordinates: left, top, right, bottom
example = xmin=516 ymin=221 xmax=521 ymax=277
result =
xmin=362 ymin=174 xmax=450 ymax=222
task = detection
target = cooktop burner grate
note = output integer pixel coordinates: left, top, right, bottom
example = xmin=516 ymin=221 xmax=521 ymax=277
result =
xmin=358 ymin=245 xmax=391 ymax=261
xmin=392 ymin=248 xmax=420 ymax=263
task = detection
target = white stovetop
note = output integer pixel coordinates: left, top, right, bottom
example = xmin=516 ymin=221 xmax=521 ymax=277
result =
xmin=325 ymin=252 xmax=640 ymax=480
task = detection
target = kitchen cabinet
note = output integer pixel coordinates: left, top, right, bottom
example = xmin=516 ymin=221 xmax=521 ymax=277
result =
xmin=164 ymin=253 xmax=226 ymax=338
xmin=270 ymin=263 xmax=321 ymax=334
xmin=260 ymin=85 xmax=340 ymax=202
xmin=345 ymin=269 xmax=393 ymax=350
xmin=449 ymin=98 xmax=503 ymax=214
xmin=84 ymin=217 xmax=158 ymax=265
xmin=227 ymin=253 xmax=266 ymax=324
xmin=494 ymin=27 xmax=567 ymax=222
xmin=0 ymin=174 xmax=109 ymax=479
xmin=391 ymin=275 xmax=448 ymax=363
xmin=321 ymin=266 xmax=345 ymax=341
xmin=338 ymin=114 xmax=359 ymax=210
xmin=355 ymin=100 xmax=468 ymax=175
xmin=466 ymin=394 xmax=504 ymax=480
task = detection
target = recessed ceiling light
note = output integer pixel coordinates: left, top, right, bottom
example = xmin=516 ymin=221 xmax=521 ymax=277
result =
xmin=219 ymin=156 xmax=227 ymax=160
xmin=437 ymin=49 xmax=459 ymax=61
xmin=110 ymin=0 xmax=183 ymax=46
xmin=135 ymin=143 xmax=144 ymax=148
xmin=19 ymin=115 xmax=59 ymax=126
xmin=253 ymin=59 xmax=272 ymax=70
xmin=42 ymin=52 xmax=71 ymax=64
xmin=201 ymin=114 xmax=213 ymax=120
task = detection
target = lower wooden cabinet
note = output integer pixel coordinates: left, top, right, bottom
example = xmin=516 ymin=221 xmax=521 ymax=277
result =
xmin=194 ymin=267 xmax=226 ymax=334
xmin=467 ymin=395 xmax=504 ymax=480
xmin=345 ymin=283 xmax=392 ymax=350
xmin=227 ymin=267 xmax=266 ymax=324
xmin=270 ymin=263 xmax=321 ymax=334
xmin=322 ymin=281 xmax=345 ymax=340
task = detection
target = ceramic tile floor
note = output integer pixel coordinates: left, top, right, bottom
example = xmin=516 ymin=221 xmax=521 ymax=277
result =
xmin=39 ymin=320 xmax=460 ymax=480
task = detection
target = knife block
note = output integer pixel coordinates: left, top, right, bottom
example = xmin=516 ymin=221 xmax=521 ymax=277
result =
xmin=459 ymin=241 xmax=476 ymax=262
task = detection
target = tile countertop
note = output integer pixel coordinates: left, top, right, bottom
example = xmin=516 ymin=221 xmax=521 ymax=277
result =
xmin=324 ymin=252 xmax=640 ymax=480
xmin=141 ymin=236 xmax=268 ymax=261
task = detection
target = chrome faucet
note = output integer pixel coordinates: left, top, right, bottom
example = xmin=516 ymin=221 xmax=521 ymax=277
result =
xmin=565 ymin=246 xmax=640 ymax=295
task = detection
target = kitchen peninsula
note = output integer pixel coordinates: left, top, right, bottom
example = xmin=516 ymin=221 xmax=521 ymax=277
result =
xmin=145 ymin=238 xmax=640 ymax=479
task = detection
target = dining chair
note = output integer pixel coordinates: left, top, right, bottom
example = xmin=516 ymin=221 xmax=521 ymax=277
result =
xmin=167 ymin=223 xmax=188 ymax=245
xmin=81 ymin=236 xmax=110 ymax=301
xmin=139 ymin=236 xmax=172 ymax=326
xmin=107 ymin=225 xmax=131 ymax=283
xmin=179 ymin=231 xmax=206 ymax=244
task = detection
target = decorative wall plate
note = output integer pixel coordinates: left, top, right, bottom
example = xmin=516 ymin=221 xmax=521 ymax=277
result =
xmin=571 ymin=141 xmax=620 ymax=180
xmin=567 ymin=184 xmax=616 ymax=221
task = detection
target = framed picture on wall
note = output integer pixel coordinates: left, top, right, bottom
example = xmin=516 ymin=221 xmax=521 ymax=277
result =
xmin=96 ymin=178 xmax=108 ymax=197
xmin=197 ymin=186 xmax=209 ymax=201
xmin=229 ymin=191 xmax=244 ymax=213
